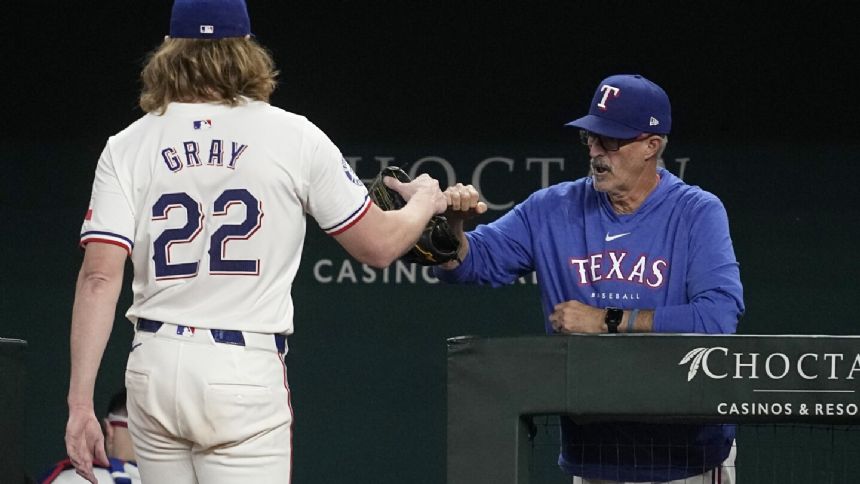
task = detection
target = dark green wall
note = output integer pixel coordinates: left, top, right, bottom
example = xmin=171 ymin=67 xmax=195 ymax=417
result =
xmin=4 ymin=141 xmax=859 ymax=482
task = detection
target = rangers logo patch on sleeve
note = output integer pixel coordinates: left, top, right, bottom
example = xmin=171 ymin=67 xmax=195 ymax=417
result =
xmin=341 ymin=157 xmax=364 ymax=186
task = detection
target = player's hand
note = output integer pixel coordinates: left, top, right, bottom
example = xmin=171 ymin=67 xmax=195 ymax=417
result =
xmin=384 ymin=173 xmax=447 ymax=214
xmin=549 ymin=300 xmax=605 ymax=334
xmin=444 ymin=183 xmax=488 ymax=220
xmin=65 ymin=405 xmax=109 ymax=484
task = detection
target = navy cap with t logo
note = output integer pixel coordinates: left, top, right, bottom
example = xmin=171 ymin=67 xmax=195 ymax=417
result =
xmin=169 ymin=0 xmax=251 ymax=39
xmin=565 ymin=74 xmax=672 ymax=139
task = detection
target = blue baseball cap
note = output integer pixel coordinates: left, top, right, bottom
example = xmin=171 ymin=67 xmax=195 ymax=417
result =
xmin=565 ymin=74 xmax=671 ymax=138
xmin=169 ymin=0 xmax=251 ymax=39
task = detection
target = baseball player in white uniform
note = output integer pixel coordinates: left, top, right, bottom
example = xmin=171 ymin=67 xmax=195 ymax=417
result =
xmin=64 ymin=1 xmax=447 ymax=483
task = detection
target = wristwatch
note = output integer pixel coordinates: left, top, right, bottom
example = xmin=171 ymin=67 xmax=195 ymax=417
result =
xmin=604 ymin=307 xmax=623 ymax=333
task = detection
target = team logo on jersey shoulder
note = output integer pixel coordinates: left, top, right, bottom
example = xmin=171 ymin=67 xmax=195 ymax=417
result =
xmin=341 ymin=157 xmax=364 ymax=186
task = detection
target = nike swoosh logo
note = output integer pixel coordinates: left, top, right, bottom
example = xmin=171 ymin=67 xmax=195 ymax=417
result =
xmin=605 ymin=232 xmax=631 ymax=242
xmin=130 ymin=342 xmax=143 ymax=352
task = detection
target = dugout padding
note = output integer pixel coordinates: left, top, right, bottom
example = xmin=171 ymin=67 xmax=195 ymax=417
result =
xmin=0 ymin=338 xmax=28 ymax=483
xmin=446 ymin=334 xmax=860 ymax=484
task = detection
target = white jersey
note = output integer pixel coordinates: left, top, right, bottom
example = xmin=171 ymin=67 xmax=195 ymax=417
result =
xmin=80 ymin=99 xmax=370 ymax=335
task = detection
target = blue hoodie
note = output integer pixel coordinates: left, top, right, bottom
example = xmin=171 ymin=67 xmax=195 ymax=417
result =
xmin=436 ymin=167 xmax=744 ymax=480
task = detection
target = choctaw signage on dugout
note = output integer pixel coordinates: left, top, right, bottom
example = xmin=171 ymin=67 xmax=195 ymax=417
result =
xmin=448 ymin=335 xmax=860 ymax=424
xmin=563 ymin=334 xmax=860 ymax=422
xmin=678 ymin=343 xmax=860 ymax=417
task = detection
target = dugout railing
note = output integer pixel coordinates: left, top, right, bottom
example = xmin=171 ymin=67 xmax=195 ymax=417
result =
xmin=446 ymin=334 xmax=860 ymax=484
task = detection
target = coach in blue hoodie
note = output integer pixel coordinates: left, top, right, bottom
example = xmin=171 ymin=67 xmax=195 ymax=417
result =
xmin=436 ymin=73 xmax=743 ymax=483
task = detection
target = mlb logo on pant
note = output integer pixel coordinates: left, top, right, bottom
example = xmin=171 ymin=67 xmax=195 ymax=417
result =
xmin=176 ymin=325 xmax=196 ymax=337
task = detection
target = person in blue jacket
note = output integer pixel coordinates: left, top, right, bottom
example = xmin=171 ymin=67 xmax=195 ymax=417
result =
xmin=436 ymin=73 xmax=744 ymax=483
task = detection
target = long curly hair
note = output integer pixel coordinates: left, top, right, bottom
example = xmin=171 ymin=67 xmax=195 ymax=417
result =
xmin=139 ymin=37 xmax=278 ymax=114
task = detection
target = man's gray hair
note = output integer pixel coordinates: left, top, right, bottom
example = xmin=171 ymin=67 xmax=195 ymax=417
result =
xmin=656 ymin=135 xmax=670 ymax=168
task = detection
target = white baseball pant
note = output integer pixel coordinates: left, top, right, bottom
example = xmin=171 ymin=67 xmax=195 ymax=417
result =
xmin=125 ymin=322 xmax=293 ymax=484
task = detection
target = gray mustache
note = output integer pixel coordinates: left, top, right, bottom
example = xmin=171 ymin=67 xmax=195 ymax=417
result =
xmin=590 ymin=159 xmax=611 ymax=172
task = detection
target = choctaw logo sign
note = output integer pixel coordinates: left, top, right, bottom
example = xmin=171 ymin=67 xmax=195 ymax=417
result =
xmin=679 ymin=347 xmax=860 ymax=382
xmin=680 ymin=346 xmax=860 ymax=417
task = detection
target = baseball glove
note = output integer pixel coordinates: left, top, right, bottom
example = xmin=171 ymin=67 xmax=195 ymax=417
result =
xmin=367 ymin=166 xmax=461 ymax=266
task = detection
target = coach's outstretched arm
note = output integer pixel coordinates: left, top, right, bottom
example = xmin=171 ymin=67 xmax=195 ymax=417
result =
xmin=334 ymin=174 xmax=447 ymax=268
xmin=65 ymin=243 xmax=126 ymax=484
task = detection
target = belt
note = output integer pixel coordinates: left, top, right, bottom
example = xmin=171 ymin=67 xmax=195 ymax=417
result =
xmin=136 ymin=318 xmax=286 ymax=354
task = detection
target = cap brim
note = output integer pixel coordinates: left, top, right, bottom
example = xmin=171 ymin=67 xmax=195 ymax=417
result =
xmin=564 ymin=115 xmax=642 ymax=139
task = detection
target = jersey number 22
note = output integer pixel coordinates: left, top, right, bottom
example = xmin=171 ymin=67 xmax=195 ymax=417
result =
xmin=152 ymin=188 xmax=263 ymax=280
